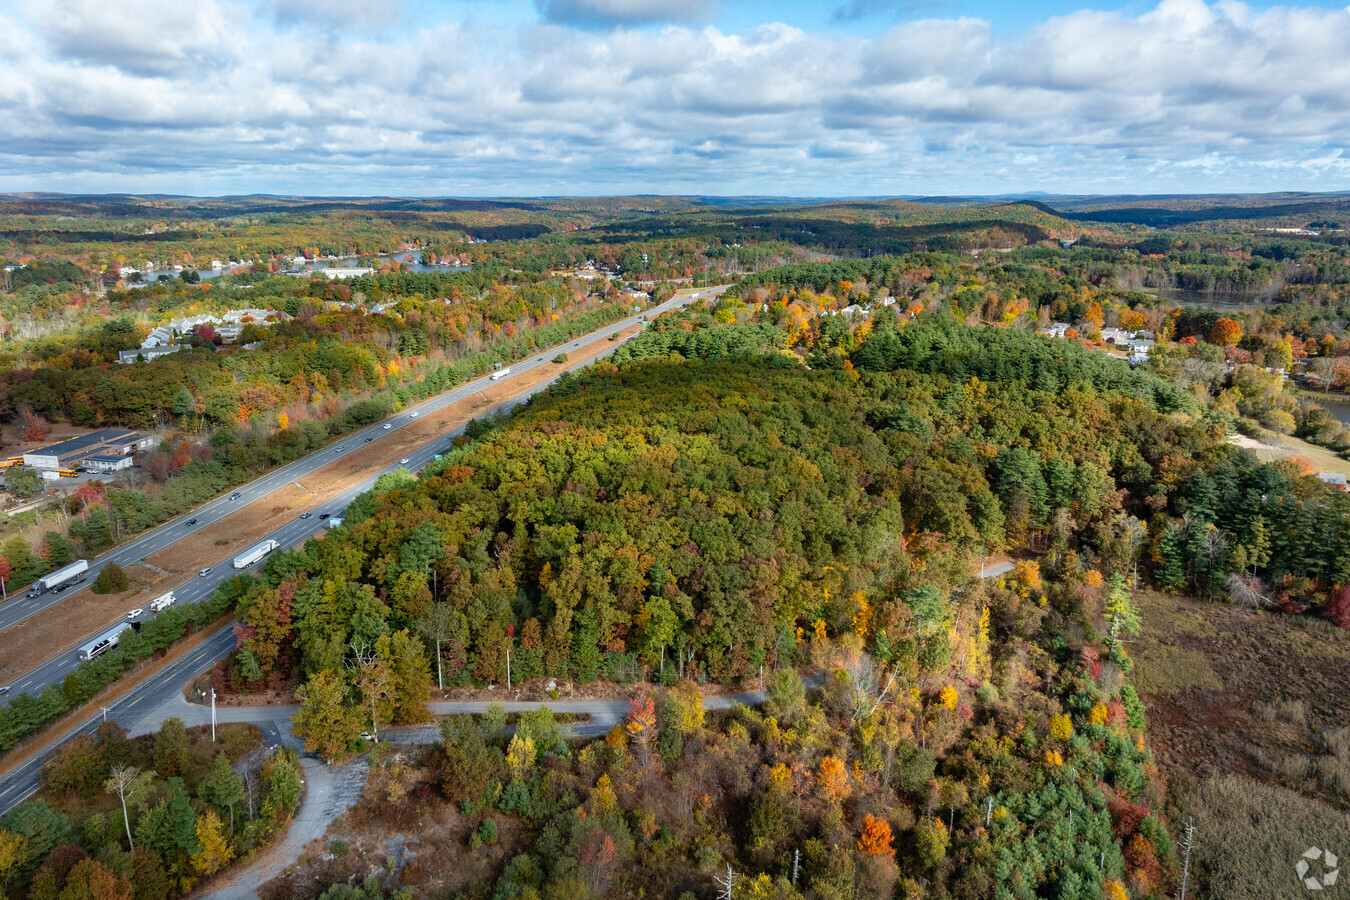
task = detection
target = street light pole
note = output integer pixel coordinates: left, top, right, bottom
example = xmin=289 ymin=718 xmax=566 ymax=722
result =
xmin=210 ymin=689 xmax=216 ymax=742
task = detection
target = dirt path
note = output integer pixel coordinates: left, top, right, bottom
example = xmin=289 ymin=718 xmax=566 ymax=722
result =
xmin=194 ymin=756 xmax=370 ymax=900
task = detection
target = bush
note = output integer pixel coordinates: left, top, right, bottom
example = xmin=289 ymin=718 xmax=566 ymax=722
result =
xmin=470 ymin=818 xmax=500 ymax=850
xmin=91 ymin=563 xmax=129 ymax=594
xmin=553 ymin=353 xmax=569 ymax=363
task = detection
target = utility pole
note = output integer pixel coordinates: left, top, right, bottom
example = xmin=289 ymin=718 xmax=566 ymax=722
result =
xmin=506 ymin=645 xmax=511 ymax=691
xmin=100 ymin=706 xmax=110 ymax=722
xmin=210 ymin=689 xmax=217 ymax=742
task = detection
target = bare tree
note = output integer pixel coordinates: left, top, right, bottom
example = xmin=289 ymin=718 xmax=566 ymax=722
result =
xmin=418 ymin=603 xmax=456 ymax=692
xmin=349 ymin=640 xmax=394 ymax=742
xmin=1177 ymin=817 xmax=1197 ymax=900
xmin=1227 ymin=573 xmax=1272 ymax=609
xmin=841 ymin=649 xmax=900 ymax=725
xmin=713 ymin=863 xmax=738 ymax=900
xmin=1121 ymin=516 xmax=1147 ymax=587
xmin=104 ymin=765 xmax=152 ymax=852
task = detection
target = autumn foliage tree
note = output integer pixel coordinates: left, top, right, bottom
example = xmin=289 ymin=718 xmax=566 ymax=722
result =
xmin=857 ymin=814 xmax=895 ymax=856
xmin=1210 ymin=317 xmax=1242 ymax=347
xmin=16 ymin=403 xmax=49 ymax=442
xmin=817 ymin=755 xmax=851 ymax=803
xmin=1327 ymin=585 xmax=1350 ymax=628
xmin=625 ymin=695 xmax=657 ymax=773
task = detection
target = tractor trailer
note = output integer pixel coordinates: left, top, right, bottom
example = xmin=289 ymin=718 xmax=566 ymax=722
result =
xmin=233 ymin=539 xmax=279 ymax=569
xmin=27 ymin=559 xmax=89 ymax=597
xmin=78 ymin=624 xmax=130 ymax=661
xmin=148 ymin=591 xmax=175 ymax=612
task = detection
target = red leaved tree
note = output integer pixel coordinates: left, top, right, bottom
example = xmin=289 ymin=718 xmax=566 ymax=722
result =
xmin=17 ymin=403 xmax=49 ymax=442
xmin=1327 ymin=585 xmax=1350 ymax=629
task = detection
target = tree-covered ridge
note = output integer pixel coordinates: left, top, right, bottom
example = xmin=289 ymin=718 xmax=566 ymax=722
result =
xmin=849 ymin=317 xmax=1196 ymax=414
xmin=242 ymin=336 xmax=1233 ymax=703
xmin=564 ymin=311 xmax=1350 ymax=613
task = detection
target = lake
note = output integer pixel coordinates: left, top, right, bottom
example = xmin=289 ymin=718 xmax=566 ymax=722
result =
xmin=1308 ymin=393 xmax=1350 ymax=426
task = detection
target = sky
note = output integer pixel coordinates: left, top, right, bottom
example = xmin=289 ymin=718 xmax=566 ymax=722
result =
xmin=1 ymin=0 xmax=1349 ymax=197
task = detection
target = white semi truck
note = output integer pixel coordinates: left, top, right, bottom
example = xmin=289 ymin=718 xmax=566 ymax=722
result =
xmin=489 ymin=367 xmax=510 ymax=380
xmin=233 ymin=539 xmax=279 ymax=569
xmin=78 ymin=624 xmax=130 ymax=661
xmin=27 ymin=559 xmax=89 ymax=597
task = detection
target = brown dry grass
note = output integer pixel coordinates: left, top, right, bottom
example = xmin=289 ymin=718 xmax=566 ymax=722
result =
xmin=0 ymin=562 xmax=171 ymax=682
xmin=1134 ymin=589 xmax=1350 ymax=805
xmin=1180 ymin=774 xmax=1350 ymax=900
xmin=260 ymin=761 xmax=523 ymax=900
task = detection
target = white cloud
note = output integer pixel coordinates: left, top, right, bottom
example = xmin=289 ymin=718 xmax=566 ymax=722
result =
xmin=30 ymin=0 xmax=247 ymax=75
xmin=3 ymin=1 xmax=1350 ymax=195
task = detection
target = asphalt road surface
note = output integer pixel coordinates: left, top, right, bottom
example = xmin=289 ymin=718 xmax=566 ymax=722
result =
xmin=0 ymin=626 xmax=240 ymax=815
xmin=0 ymin=289 xmax=723 ymax=703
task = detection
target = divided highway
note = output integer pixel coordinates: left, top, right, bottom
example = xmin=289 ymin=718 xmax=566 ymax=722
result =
xmin=0 ymin=289 xmax=724 ymax=704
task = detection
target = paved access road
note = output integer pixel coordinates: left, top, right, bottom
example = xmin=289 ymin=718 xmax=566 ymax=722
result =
xmin=1 ymin=289 xmax=725 ymax=703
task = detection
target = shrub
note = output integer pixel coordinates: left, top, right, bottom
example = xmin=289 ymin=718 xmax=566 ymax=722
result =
xmin=91 ymin=563 xmax=129 ymax=595
xmin=553 ymin=353 xmax=569 ymax=363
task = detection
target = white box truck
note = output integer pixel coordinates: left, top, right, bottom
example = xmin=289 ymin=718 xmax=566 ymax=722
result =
xmin=148 ymin=591 xmax=175 ymax=613
xmin=28 ymin=559 xmax=89 ymax=597
xmin=233 ymin=539 xmax=279 ymax=569
xmin=489 ymin=367 xmax=510 ymax=380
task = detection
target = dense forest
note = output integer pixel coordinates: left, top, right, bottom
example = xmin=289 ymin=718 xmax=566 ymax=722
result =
xmin=7 ymin=200 xmax=1350 ymax=898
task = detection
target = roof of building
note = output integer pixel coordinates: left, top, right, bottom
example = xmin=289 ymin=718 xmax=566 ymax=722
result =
xmin=1318 ymin=472 xmax=1348 ymax=485
xmin=85 ymin=454 xmax=131 ymax=463
xmin=26 ymin=429 xmax=148 ymax=459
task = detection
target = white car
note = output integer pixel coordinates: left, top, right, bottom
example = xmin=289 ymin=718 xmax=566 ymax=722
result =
xmin=400 ymin=458 xmax=410 ymax=465
xmin=126 ymin=608 xmax=144 ymax=620
xmin=409 ymin=412 xmax=419 ymax=418
xmin=383 ymin=423 xmax=392 ymax=430
xmin=360 ymin=731 xmax=379 ymax=743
